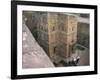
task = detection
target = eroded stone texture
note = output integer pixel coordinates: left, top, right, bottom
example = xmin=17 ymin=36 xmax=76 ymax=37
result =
xmin=22 ymin=17 xmax=54 ymax=68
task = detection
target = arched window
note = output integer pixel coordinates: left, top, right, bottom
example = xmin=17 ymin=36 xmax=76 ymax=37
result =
xmin=53 ymin=46 xmax=57 ymax=53
xmin=52 ymin=26 xmax=55 ymax=31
